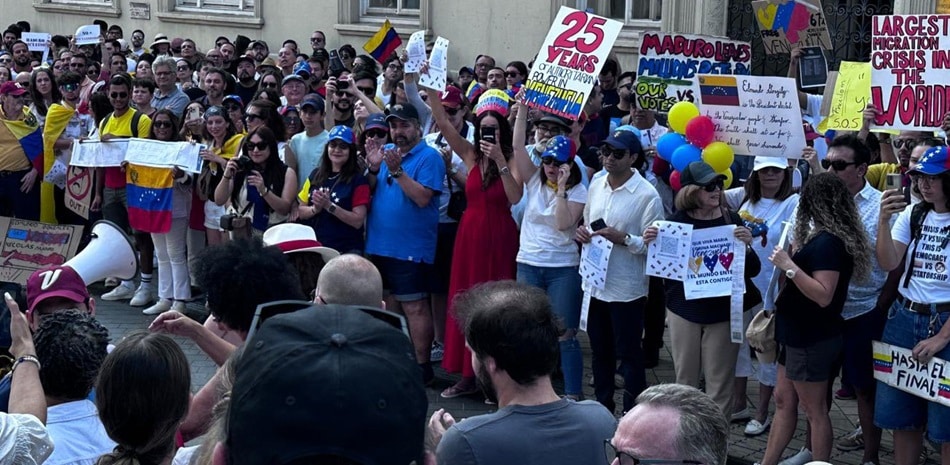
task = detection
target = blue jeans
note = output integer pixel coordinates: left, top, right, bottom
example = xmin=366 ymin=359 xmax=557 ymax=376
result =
xmin=517 ymin=263 xmax=583 ymax=396
xmin=874 ymin=300 xmax=950 ymax=442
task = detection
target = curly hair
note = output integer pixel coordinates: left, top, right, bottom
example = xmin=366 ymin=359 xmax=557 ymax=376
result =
xmin=794 ymin=172 xmax=871 ymax=282
xmin=34 ymin=310 xmax=109 ymax=401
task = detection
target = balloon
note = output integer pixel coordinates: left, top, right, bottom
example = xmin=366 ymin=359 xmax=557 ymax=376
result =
xmin=719 ymin=168 xmax=734 ymax=189
xmin=655 ymin=133 xmax=687 ymax=161
xmin=702 ymin=142 xmax=735 ymax=173
xmin=669 ymin=170 xmax=682 ymax=191
xmin=668 ymin=101 xmax=700 ymax=134
xmin=652 ymin=156 xmax=670 ymax=177
xmin=671 ymin=144 xmax=703 ymax=172
xmin=685 ymin=115 xmax=716 ymax=148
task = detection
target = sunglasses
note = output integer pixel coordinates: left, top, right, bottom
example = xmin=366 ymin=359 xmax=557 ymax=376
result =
xmin=540 ymin=157 xmax=565 ymax=166
xmin=110 ymin=92 xmax=128 ymax=99
xmin=261 ymin=82 xmax=277 ymax=89
xmin=893 ymin=138 xmax=918 ymax=150
xmin=246 ymin=141 xmax=269 ymax=151
xmin=357 ymin=86 xmax=375 ymax=95
xmin=311 ymin=37 xmax=325 ymax=43
xmin=702 ymin=180 xmax=724 ymax=192
xmin=328 ymin=140 xmax=350 ymax=150
xmin=820 ymin=159 xmax=858 ymax=171
xmin=225 ymin=104 xmax=242 ymax=112
xmin=283 ymin=116 xmax=301 ymax=125
xmin=599 ymin=147 xmax=627 ymax=159
xmin=505 ymin=71 xmax=519 ymax=78
xmin=153 ymin=121 xmax=174 ymax=129
xmin=445 ymin=107 xmax=461 ymax=116
xmin=245 ymin=113 xmax=263 ymax=122
xmin=536 ymin=124 xmax=563 ymax=135
xmin=365 ymin=129 xmax=388 ymax=139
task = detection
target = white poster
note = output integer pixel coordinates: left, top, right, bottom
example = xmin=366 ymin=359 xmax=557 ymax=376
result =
xmin=124 ymin=139 xmax=204 ymax=174
xmin=579 ymin=235 xmax=613 ymax=291
xmin=684 ymin=225 xmax=740 ymax=300
xmin=74 ymin=25 xmax=101 ymax=46
xmin=419 ymin=36 xmax=449 ymax=92
xmin=873 ymin=341 xmax=950 ymax=408
xmin=404 ymin=30 xmax=426 ymax=73
xmin=646 ymin=221 xmax=693 ymax=281
xmin=70 ymin=139 xmax=127 ymax=167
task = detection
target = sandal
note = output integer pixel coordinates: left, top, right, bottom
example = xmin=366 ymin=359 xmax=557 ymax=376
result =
xmin=441 ymin=383 xmax=479 ymax=399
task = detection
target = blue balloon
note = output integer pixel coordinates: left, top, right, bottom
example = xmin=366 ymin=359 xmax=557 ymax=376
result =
xmin=656 ymin=133 xmax=687 ymax=161
xmin=671 ymin=144 xmax=703 ymax=172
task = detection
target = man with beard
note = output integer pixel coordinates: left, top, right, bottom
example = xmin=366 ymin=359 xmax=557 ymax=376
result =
xmin=43 ymin=71 xmax=95 ymax=225
xmin=365 ymin=104 xmax=444 ymax=385
xmin=598 ymin=57 xmax=620 ymax=107
xmin=426 ymin=281 xmax=616 ymax=465
xmin=310 ymin=30 xmax=327 ymax=55
xmin=325 ymin=76 xmax=357 ymax=128
xmin=249 ymin=40 xmax=269 ymax=65
xmin=2 ymin=28 xmax=18 ymax=52
xmin=220 ymin=42 xmax=237 ymax=74
xmin=233 ymin=54 xmax=257 ymax=108
xmin=150 ymin=56 xmax=189 ymax=118
xmin=130 ymin=30 xmax=146 ymax=57
xmin=198 ymin=67 xmax=228 ymax=108
xmin=10 ymin=41 xmax=31 ymax=77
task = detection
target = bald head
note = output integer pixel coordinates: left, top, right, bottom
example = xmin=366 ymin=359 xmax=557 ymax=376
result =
xmin=314 ymin=254 xmax=383 ymax=308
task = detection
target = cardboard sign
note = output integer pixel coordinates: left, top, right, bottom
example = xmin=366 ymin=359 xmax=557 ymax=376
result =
xmin=818 ymin=61 xmax=870 ymax=132
xmin=0 ymin=218 xmax=83 ymax=284
xmin=697 ymin=74 xmax=807 ymax=158
xmin=65 ymin=166 xmax=94 ymax=219
xmin=74 ymin=25 xmax=100 ymax=46
xmin=870 ymin=15 xmax=950 ymax=131
xmin=522 ymin=6 xmax=623 ymax=120
xmin=752 ymin=0 xmax=833 ymax=55
xmin=873 ymin=341 xmax=950 ymax=407
xmin=635 ymin=32 xmax=752 ymax=112
xmin=799 ymin=46 xmax=827 ymax=88
xmin=818 ymin=70 xmax=838 ymax=117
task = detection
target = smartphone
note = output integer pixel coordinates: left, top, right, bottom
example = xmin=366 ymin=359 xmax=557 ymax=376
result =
xmin=187 ymin=106 xmax=200 ymax=122
xmin=886 ymin=173 xmax=910 ymax=204
xmin=590 ymin=218 xmax=608 ymax=231
xmin=482 ymin=126 xmax=496 ymax=143
xmin=329 ymin=49 xmax=345 ymax=75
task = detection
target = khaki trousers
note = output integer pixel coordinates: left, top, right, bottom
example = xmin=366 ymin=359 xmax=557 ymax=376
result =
xmin=668 ymin=310 xmax=740 ymax=417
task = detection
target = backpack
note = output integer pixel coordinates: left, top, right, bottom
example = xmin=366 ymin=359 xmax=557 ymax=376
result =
xmin=904 ymin=202 xmax=932 ymax=288
xmin=101 ymin=110 xmax=143 ymax=138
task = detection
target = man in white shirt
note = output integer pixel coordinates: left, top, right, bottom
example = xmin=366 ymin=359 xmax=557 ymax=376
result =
xmin=575 ymin=129 xmax=664 ymax=414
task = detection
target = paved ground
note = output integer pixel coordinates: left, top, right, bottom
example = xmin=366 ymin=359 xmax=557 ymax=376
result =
xmin=92 ymin=288 xmax=935 ymax=465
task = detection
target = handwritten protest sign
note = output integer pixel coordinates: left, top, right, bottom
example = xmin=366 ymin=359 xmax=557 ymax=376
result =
xmin=0 ymin=218 xmax=83 ymax=284
xmin=647 ymin=221 xmax=693 ymax=281
xmin=870 ymin=15 xmax=950 ymax=131
xmin=818 ymin=61 xmax=870 ymax=132
xmin=523 ymin=6 xmax=623 ymax=120
xmin=635 ymin=32 xmax=752 ymax=112
xmin=65 ymin=166 xmax=94 ymax=219
xmin=75 ymin=25 xmax=100 ymax=46
xmin=684 ymin=225 xmax=741 ymax=300
xmin=752 ymin=0 xmax=832 ymax=55
xmin=697 ymin=74 xmax=806 ymax=158
xmin=71 ymin=139 xmax=204 ymax=173
xmin=873 ymin=341 xmax=950 ymax=407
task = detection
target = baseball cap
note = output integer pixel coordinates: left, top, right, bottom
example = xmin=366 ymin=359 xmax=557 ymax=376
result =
xmin=753 ymin=156 xmax=788 ymax=172
xmin=602 ymin=129 xmax=643 ymax=154
xmin=26 ymin=266 xmax=89 ymax=314
xmin=365 ymin=113 xmax=388 ymax=131
xmin=911 ymin=146 xmax=950 ymax=176
xmin=541 ymin=135 xmax=577 ymax=164
xmin=614 ymin=124 xmax=643 ymax=139
xmin=228 ymin=305 xmax=428 ymax=465
xmin=328 ymin=125 xmax=355 ymax=145
xmin=681 ymin=161 xmax=726 ymax=186
xmin=386 ymin=104 xmax=419 ymax=123
xmin=282 ymin=73 xmax=306 ymax=86
xmin=293 ymin=61 xmax=312 ymax=80
xmin=0 ymin=82 xmax=27 ymax=96
xmin=250 ymin=39 xmax=269 ymax=50
xmin=234 ymin=54 xmax=255 ymax=67
xmin=537 ymin=113 xmax=572 ymax=131
xmin=440 ymin=86 xmax=464 ymax=109
xmin=222 ymin=95 xmax=243 ymax=107
xmin=458 ymin=66 xmax=474 ymax=76
xmin=299 ymin=94 xmax=325 ymax=112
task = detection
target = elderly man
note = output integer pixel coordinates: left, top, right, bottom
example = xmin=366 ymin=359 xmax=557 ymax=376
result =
xmin=0 ymin=81 xmax=40 ymax=220
xmin=150 ymin=56 xmax=189 ymax=118
xmin=365 ymin=104 xmax=445 ymax=385
xmin=313 ymin=254 xmax=384 ymax=308
xmin=608 ymin=384 xmax=729 ymax=465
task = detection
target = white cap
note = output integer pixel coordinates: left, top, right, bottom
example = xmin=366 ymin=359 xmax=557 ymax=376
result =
xmin=753 ymin=156 xmax=788 ymax=171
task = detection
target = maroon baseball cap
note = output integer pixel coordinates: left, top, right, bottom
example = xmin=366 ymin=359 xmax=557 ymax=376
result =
xmin=26 ymin=266 xmax=89 ymax=313
xmin=440 ymin=86 xmax=464 ymax=109
xmin=0 ymin=82 xmax=27 ymax=96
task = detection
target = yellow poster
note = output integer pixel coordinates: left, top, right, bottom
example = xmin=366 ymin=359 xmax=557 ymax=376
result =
xmin=818 ymin=61 xmax=870 ymax=132
xmin=938 ymin=0 xmax=950 ymax=14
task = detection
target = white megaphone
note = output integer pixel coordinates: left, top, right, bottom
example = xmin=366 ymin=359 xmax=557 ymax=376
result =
xmin=63 ymin=220 xmax=139 ymax=285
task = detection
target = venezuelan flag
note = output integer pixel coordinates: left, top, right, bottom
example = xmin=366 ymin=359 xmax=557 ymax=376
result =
xmin=872 ymin=351 xmax=893 ymax=374
xmin=363 ymin=20 xmax=402 ymax=62
xmin=699 ymin=75 xmax=740 ymax=107
xmin=126 ymin=163 xmax=173 ymax=234
xmin=940 ymin=379 xmax=950 ymax=399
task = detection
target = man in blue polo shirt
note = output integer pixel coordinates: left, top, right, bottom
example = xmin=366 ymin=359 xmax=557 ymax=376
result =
xmin=365 ymin=104 xmax=444 ymax=384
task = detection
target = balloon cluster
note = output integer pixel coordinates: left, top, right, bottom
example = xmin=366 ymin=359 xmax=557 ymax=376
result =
xmin=655 ymin=102 xmax=735 ymax=191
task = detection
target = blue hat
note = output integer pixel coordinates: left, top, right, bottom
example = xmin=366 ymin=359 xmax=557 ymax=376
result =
xmin=602 ymin=129 xmax=643 ymax=154
xmin=912 ymin=146 xmax=950 ymax=176
xmin=365 ymin=113 xmax=388 ymax=131
xmin=300 ymin=94 xmax=325 ymax=112
xmin=614 ymin=124 xmax=642 ymax=139
xmin=223 ymin=94 xmax=243 ymax=107
xmin=293 ymin=61 xmax=312 ymax=80
xmin=328 ymin=125 xmax=354 ymax=145
xmin=541 ymin=135 xmax=577 ymax=164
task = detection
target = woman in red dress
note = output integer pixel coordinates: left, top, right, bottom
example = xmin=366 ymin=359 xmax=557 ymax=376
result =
xmin=426 ymin=88 xmax=523 ymax=398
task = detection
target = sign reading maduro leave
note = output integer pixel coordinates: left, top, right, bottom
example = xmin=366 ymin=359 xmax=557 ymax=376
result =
xmin=873 ymin=341 xmax=950 ymax=407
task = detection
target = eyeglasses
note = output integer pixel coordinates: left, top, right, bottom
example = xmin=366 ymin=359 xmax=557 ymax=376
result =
xmin=445 ymin=107 xmax=461 ymax=116
xmin=541 ymin=157 xmax=565 ymax=166
xmin=702 ymin=180 xmax=724 ymax=192
xmin=505 ymin=71 xmax=519 ymax=78
xmin=599 ymin=147 xmax=628 ymax=159
xmin=475 ymin=62 xmax=491 ymax=68
xmin=893 ymin=138 xmax=919 ymax=150
xmin=110 ymin=92 xmax=128 ymax=99
xmin=177 ymin=66 xmax=189 ymax=71
xmin=357 ymin=86 xmax=375 ymax=95
xmin=261 ymin=82 xmax=277 ymax=89
xmin=246 ymin=141 xmax=268 ymax=151
xmin=365 ymin=129 xmax=388 ymax=139
xmin=387 ymin=63 xmax=401 ymax=71
xmin=153 ymin=120 xmax=174 ymax=129
xmin=536 ymin=124 xmax=563 ymax=136
xmin=245 ymin=113 xmax=264 ymax=122
xmin=310 ymin=37 xmax=325 ymax=43
xmin=820 ymin=159 xmax=858 ymax=171
xmin=621 ymin=83 xmax=633 ymax=91
xmin=283 ymin=116 xmax=301 ymax=125
xmin=604 ymin=440 xmax=702 ymax=465
xmin=0 ymin=58 xmax=10 ymax=64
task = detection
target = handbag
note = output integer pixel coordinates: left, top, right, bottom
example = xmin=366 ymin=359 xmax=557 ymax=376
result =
xmin=746 ymin=308 xmax=776 ymax=364
xmin=446 ymin=173 xmax=466 ymax=221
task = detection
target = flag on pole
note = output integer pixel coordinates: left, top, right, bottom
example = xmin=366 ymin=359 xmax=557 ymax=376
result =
xmin=363 ymin=20 xmax=402 ymax=62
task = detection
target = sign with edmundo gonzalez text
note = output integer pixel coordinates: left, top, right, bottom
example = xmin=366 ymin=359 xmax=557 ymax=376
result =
xmin=870 ymin=15 xmax=950 ymax=131
xmin=522 ymin=6 xmax=622 ymax=121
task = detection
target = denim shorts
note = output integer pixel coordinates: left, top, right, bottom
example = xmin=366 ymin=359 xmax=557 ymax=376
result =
xmin=874 ymin=300 xmax=950 ymax=443
xmin=369 ymin=255 xmax=432 ymax=302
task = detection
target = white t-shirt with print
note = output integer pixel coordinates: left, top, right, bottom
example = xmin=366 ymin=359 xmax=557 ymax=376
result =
xmin=893 ymin=206 xmax=950 ymax=303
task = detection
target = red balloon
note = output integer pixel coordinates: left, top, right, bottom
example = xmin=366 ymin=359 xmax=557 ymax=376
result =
xmin=685 ymin=116 xmax=716 ymax=148
xmin=669 ymin=170 xmax=682 ymax=191
xmin=653 ymin=156 xmax=670 ymax=177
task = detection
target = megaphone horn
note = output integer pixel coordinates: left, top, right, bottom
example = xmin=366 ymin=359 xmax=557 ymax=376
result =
xmin=64 ymin=220 xmax=139 ymax=285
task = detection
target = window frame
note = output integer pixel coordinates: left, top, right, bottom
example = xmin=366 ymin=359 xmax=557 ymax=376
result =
xmin=363 ymin=0 xmax=421 ymax=18
xmin=575 ymin=0 xmax=662 ymax=30
xmin=32 ymin=0 xmax=121 ymax=17
xmin=155 ymin=0 xmax=263 ymax=28
xmin=335 ymin=0 xmax=430 ymax=40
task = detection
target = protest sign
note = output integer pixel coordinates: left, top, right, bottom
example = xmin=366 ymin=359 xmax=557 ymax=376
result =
xmin=818 ymin=61 xmax=870 ymax=132
xmin=635 ymin=32 xmax=752 ymax=112
xmin=404 ymin=30 xmax=426 ymax=73
xmin=870 ymin=15 xmax=950 ymax=131
xmin=646 ymin=221 xmax=693 ymax=281
xmin=799 ymin=46 xmax=827 ymax=88
xmin=419 ymin=36 xmax=449 ymax=92
xmin=0 ymin=218 xmax=83 ymax=284
xmin=579 ymin=235 xmax=612 ymax=291
xmin=70 ymin=139 xmax=127 ymax=167
xmin=65 ymin=166 xmax=94 ymax=219
xmin=522 ymin=6 xmax=623 ymax=120
xmin=752 ymin=0 xmax=832 ymax=55
xmin=697 ymin=74 xmax=806 ymax=158
xmin=873 ymin=341 xmax=950 ymax=408
xmin=124 ymin=139 xmax=204 ymax=174
xmin=75 ymin=25 xmax=100 ymax=46
xmin=21 ymin=32 xmax=50 ymax=52
xmin=684 ymin=225 xmax=740 ymax=300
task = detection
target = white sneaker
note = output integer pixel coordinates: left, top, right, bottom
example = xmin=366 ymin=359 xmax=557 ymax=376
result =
xmin=744 ymin=417 xmax=771 ymax=436
xmin=778 ymin=448 xmax=812 ymax=465
xmin=142 ymin=299 xmax=172 ymax=315
xmin=129 ymin=284 xmax=156 ymax=307
xmin=101 ymin=284 xmax=135 ymax=301
xmin=170 ymin=301 xmax=186 ymax=312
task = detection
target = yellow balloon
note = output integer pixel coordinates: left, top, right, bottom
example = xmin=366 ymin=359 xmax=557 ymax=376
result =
xmin=719 ymin=168 xmax=734 ymax=189
xmin=668 ymin=101 xmax=700 ymax=134
xmin=702 ymin=142 xmax=735 ymax=173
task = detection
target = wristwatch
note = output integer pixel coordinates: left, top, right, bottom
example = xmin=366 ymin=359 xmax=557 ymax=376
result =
xmin=785 ymin=268 xmax=797 ymax=279
xmin=391 ymin=168 xmax=403 ymax=178
xmin=623 ymin=234 xmax=634 ymax=247
xmin=500 ymin=166 xmax=511 ymax=175
xmin=327 ymin=203 xmax=338 ymax=213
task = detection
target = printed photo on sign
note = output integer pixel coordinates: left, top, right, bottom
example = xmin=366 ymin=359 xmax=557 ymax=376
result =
xmin=798 ymin=46 xmax=828 ymax=89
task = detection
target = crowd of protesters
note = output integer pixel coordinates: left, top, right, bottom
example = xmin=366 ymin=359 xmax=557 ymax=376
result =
xmin=0 ymin=15 xmax=946 ymax=465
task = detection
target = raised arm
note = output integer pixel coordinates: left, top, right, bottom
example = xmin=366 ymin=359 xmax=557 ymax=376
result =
xmin=511 ymin=97 xmax=537 ymax=187
xmin=426 ymin=87 xmax=476 ymax=168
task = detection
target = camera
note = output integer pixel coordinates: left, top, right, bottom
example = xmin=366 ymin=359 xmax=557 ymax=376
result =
xmin=234 ymin=155 xmax=253 ymax=172
xmin=337 ymin=80 xmax=349 ymax=90
xmin=219 ymin=213 xmax=248 ymax=231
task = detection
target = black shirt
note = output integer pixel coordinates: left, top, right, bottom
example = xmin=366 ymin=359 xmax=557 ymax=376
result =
xmin=664 ymin=210 xmax=733 ymax=325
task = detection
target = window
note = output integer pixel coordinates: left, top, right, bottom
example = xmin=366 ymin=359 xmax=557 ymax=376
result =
xmin=33 ymin=0 xmax=120 ymax=16
xmin=337 ymin=0 xmax=429 ymax=34
xmin=577 ymin=0 xmax=662 ymax=25
xmin=365 ymin=0 xmax=420 ymax=15
xmin=156 ymin=0 xmax=262 ymax=27
xmin=175 ymin=0 xmax=254 ymax=14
